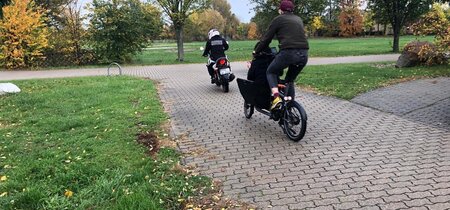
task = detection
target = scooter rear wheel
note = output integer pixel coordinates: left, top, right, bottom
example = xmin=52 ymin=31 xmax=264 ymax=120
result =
xmin=222 ymin=82 xmax=229 ymax=92
xmin=244 ymin=102 xmax=254 ymax=119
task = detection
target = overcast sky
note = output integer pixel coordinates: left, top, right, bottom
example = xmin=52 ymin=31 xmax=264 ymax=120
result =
xmin=228 ymin=0 xmax=255 ymax=23
xmin=77 ymin=0 xmax=255 ymax=23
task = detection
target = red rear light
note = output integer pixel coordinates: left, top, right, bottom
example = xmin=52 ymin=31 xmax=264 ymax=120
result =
xmin=219 ymin=59 xmax=226 ymax=65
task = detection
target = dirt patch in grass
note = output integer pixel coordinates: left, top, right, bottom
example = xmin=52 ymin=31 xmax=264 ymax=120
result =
xmin=137 ymin=132 xmax=159 ymax=156
xmin=181 ymin=180 xmax=257 ymax=210
xmin=370 ymin=63 xmax=396 ymax=69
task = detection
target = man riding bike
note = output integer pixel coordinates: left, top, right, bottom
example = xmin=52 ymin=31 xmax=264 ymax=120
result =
xmin=253 ymin=0 xmax=309 ymax=111
xmin=202 ymin=29 xmax=229 ymax=84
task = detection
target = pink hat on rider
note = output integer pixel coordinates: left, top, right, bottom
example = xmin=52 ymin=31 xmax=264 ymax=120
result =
xmin=279 ymin=0 xmax=294 ymax=12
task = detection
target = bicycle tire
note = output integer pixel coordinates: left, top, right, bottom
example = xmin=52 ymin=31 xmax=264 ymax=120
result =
xmin=282 ymin=101 xmax=307 ymax=141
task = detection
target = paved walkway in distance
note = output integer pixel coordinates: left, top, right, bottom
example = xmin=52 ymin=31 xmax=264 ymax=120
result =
xmin=0 ymin=54 xmax=400 ymax=81
xmin=1 ymin=54 xmax=449 ymax=209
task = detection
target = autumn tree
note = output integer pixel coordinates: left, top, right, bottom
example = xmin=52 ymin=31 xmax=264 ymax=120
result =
xmin=88 ymin=0 xmax=163 ymax=63
xmin=251 ymin=0 xmax=328 ymax=36
xmin=322 ymin=0 xmax=341 ymax=36
xmin=363 ymin=10 xmax=375 ymax=35
xmin=0 ymin=0 xmax=49 ymax=69
xmin=310 ymin=16 xmax=324 ymax=36
xmin=247 ymin=22 xmax=258 ymax=39
xmin=339 ymin=0 xmax=363 ymax=37
xmin=409 ymin=3 xmax=449 ymax=64
xmin=210 ymin=0 xmax=241 ymax=39
xmin=45 ymin=1 xmax=90 ymax=66
xmin=368 ymin=0 xmax=437 ymax=52
xmin=155 ymin=0 xmax=209 ymax=61
xmin=236 ymin=23 xmax=249 ymax=40
xmin=34 ymin=0 xmax=74 ymax=27
xmin=227 ymin=14 xmax=241 ymax=39
xmin=446 ymin=3 xmax=450 ymax=20
xmin=0 ymin=0 xmax=10 ymax=18
xmin=185 ymin=9 xmax=225 ymax=41
xmin=251 ymin=7 xmax=279 ymax=36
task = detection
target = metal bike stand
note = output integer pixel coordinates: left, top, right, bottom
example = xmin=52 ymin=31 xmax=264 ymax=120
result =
xmin=107 ymin=62 xmax=122 ymax=76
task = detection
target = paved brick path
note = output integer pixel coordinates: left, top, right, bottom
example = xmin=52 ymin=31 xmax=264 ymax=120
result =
xmin=352 ymin=78 xmax=450 ymax=131
xmin=1 ymin=55 xmax=449 ymax=209
xmin=118 ymin=65 xmax=449 ymax=210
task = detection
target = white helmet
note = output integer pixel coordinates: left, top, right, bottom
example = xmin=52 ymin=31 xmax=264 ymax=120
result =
xmin=208 ymin=29 xmax=220 ymax=40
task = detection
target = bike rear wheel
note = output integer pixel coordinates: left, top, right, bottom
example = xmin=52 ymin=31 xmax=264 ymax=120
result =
xmin=244 ymin=102 xmax=254 ymax=119
xmin=282 ymin=101 xmax=307 ymax=141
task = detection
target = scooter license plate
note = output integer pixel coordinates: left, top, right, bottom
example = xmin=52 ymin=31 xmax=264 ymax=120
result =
xmin=219 ymin=68 xmax=231 ymax=75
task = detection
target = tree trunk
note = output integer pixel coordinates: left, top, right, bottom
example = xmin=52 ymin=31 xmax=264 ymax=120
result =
xmin=392 ymin=23 xmax=401 ymax=52
xmin=392 ymin=1 xmax=401 ymax=53
xmin=175 ymin=26 xmax=184 ymax=62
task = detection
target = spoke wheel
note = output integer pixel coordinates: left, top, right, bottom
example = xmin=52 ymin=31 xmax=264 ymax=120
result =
xmin=282 ymin=101 xmax=307 ymax=141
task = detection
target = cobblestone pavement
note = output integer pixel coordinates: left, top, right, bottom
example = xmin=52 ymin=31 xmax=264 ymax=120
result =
xmin=352 ymin=78 xmax=450 ymax=131
xmin=125 ymin=64 xmax=449 ymax=210
xmin=1 ymin=56 xmax=449 ymax=209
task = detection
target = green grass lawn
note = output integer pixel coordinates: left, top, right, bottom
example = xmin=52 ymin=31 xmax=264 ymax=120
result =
xmin=0 ymin=77 xmax=211 ymax=209
xmin=298 ymin=63 xmax=450 ymax=100
xmin=131 ymin=36 xmax=434 ymax=65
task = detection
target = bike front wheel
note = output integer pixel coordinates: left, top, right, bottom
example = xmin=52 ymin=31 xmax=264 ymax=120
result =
xmin=282 ymin=101 xmax=307 ymax=141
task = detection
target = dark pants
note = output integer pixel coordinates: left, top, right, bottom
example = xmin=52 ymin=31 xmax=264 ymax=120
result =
xmin=266 ymin=49 xmax=308 ymax=98
xmin=207 ymin=63 xmax=214 ymax=78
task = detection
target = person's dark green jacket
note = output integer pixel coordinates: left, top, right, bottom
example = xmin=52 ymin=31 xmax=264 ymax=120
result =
xmin=255 ymin=13 xmax=309 ymax=54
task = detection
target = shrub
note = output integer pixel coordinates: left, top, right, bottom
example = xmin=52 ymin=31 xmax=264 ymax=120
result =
xmin=42 ymin=4 xmax=99 ymax=67
xmin=409 ymin=3 xmax=449 ymax=65
xmin=87 ymin=0 xmax=163 ymax=63
xmin=404 ymin=41 xmax=447 ymax=66
xmin=0 ymin=0 xmax=49 ymax=69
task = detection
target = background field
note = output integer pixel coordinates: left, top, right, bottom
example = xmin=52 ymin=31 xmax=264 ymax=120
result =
xmin=132 ymin=36 xmax=434 ymax=66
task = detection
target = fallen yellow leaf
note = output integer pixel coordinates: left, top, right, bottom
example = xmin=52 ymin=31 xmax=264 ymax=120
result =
xmin=64 ymin=190 xmax=73 ymax=198
xmin=0 ymin=176 xmax=7 ymax=181
xmin=0 ymin=192 xmax=7 ymax=197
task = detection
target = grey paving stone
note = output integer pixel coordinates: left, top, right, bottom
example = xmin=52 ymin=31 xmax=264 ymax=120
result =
xmin=351 ymin=77 xmax=450 ymax=130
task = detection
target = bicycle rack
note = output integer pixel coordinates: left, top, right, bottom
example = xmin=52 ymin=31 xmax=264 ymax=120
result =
xmin=107 ymin=62 xmax=122 ymax=76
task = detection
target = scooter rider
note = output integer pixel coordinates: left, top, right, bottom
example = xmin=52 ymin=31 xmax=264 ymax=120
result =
xmin=202 ymin=29 xmax=229 ymax=84
xmin=253 ymin=0 xmax=309 ymax=111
